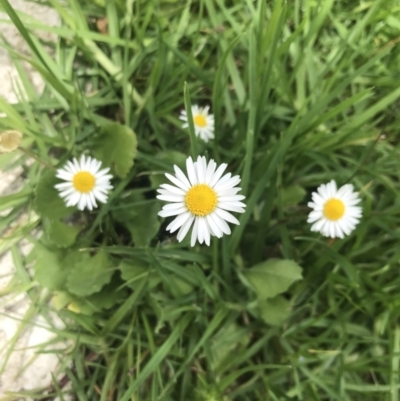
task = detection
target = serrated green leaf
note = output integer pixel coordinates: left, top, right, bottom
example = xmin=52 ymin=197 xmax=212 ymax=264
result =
xmin=113 ymin=199 xmax=161 ymax=246
xmin=243 ymin=259 xmax=303 ymax=300
xmin=33 ymin=244 xmax=69 ymax=291
xmin=120 ymin=261 xmax=161 ymax=290
xmin=67 ymin=250 xmax=113 ymax=296
xmin=34 ymin=170 xmax=75 ymax=219
xmin=257 ymin=296 xmax=291 ymax=326
xmin=43 ymin=218 xmax=81 ymax=248
xmin=92 ymin=122 xmax=137 ymax=178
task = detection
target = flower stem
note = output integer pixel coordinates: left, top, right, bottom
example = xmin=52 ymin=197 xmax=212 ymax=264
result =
xmin=183 ymin=82 xmax=199 ymax=159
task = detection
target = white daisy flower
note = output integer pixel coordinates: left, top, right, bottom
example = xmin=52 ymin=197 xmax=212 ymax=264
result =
xmin=157 ymin=155 xmax=246 ymax=246
xmin=55 ymin=155 xmax=113 ymax=211
xmin=179 ymin=105 xmax=215 ymax=142
xmin=307 ymin=180 xmax=362 ymax=239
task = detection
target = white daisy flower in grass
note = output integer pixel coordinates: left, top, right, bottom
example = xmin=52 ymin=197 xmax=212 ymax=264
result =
xmin=55 ymin=155 xmax=113 ymax=211
xmin=179 ymin=105 xmax=215 ymax=142
xmin=157 ymin=156 xmax=246 ymax=246
xmin=307 ymin=180 xmax=362 ymax=239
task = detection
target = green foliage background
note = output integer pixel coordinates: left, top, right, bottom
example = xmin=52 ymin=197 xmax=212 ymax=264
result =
xmin=1 ymin=0 xmax=400 ymax=400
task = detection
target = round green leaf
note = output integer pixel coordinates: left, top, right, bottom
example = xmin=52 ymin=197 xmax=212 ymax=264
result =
xmin=113 ymin=199 xmax=161 ymax=246
xmin=280 ymin=185 xmax=306 ymax=207
xmin=92 ymin=122 xmax=137 ymax=178
xmin=257 ymin=296 xmax=291 ymax=326
xmin=43 ymin=218 xmax=82 ymax=248
xmin=242 ymin=258 xmax=303 ymax=300
xmin=34 ymin=170 xmax=75 ymax=219
xmin=120 ymin=261 xmax=161 ymax=290
xmin=33 ymin=244 xmax=69 ymax=291
xmin=67 ymin=250 xmax=113 ymax=296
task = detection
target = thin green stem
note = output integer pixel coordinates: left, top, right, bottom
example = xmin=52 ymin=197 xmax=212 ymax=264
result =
xmin=183 ymin=82 xmax=199 ymax=159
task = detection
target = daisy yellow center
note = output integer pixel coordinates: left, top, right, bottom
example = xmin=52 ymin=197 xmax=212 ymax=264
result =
xmin=73 ymin=171 xmax=95 ymax=193
xmin=193 ymin=114 xmax=207 ymax=127
xmin=323 ymin=198 xmax=345 ymax=221
xmin=185 ymin=184 xmax=217 ymax=217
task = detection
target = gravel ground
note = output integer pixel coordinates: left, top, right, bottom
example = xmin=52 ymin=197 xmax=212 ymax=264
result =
xmin=0 ymin=1 xmax=62 ymax=398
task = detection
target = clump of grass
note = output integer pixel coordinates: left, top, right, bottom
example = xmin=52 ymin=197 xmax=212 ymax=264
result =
xmin=1 ymin=0 xmax=400 ymax=400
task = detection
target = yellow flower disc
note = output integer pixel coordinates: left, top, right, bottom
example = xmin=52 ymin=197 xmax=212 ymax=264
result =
xmin=323 ymin=198 xmax=345 ymax=221
xmin=185 ymin=184 xmax=217 ymax=216
xmin=73 ymin=171 xmax=96 ymax=193
xmin=193 ymin=114 xmax=207 ymax=127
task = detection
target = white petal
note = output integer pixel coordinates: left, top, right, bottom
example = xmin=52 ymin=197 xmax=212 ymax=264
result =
xmin=65 ymin=192 xmax=80 ymax=207
xmin=65 ymin=161 xmax=78 ymax=174
xmin=160 ymin=184 xmax=186 ymax=196
xmin=186 ymin=157 xmax=198 ymax=186
xmin=174 ymin=165 xmax=192 ymax=189
xmin=212 ymin=213 xmax=231 ymax=235
xmin=177 ymin=215 xmax=195 ymax=242
xmin=328 ymin=223 xmax=335 ymax=238
xmin=218 ymin=203 xmax=245 ymax=213
xmin=209 ymin=163 xmax=228 ymax=188
xmin=197 ymin=217 xmax=206 ymax=244
xmin=206 ymin=214 xmax=223 ymax=237
xmin=200 ymin=133 xmax=209 ymax=142
xmin=86 ymin=195 xmax=94 ymax=211
xmin=77 ymin=194 xmax=87 ymax=210
xmin=59 ymin=188 xmax=76 ymax=198
xmin=214 ymin=208 xmax=240 ymax=225
xmin=166 ymin=172 xmax=190 ymax=191
xmin=214 ymin=175 xmax=241 ymax=191
xmin=89 ymin=192 xmax=98 ymax=209
xmin=202 ymin=218 xmax=211 ymax=246
xmin=79 ymin=155 xmax=87 ymax=170
xmin=311 ymin=192 xmax=325 ymax=205
xmin=56 ymin=171 xmax=74 ymax=181
xmin=93 ymin=190 xmax=108 ymax=204
xmin=191 ymin=217 xmax=199 ymax=247
xmin=217 ymin=187 xmax=241 ymax=196
xmin=327 ymin=180 xmax=337 ymax=198
xmin=221 ymin=200 xmax=246 ymax=208
xmin=213 ymin=173 xmax=231 ymax=191
xmin=307 ymin=210 xmax=323 ymax=223
xmin=335 ymin=223 xmax=345 ymax=239
xmin=156 ymin=194 xmax=185 ymax=202
xmin=162 ymin=202 xmax=186 ymax=210
xmin=196 ymin=156 xmax=206 ymax=183
xmin=205 ymin=160 xmax=217 ymax=184
xmin=317 ymin=184 xmax=329 ymax=200
xmin=218 ymin=195 xmax=245 ymax=202
xmin=167 ymin=212 xmax=191 ymax=233
xmin=159 ymin=207 xmax=187 ymax=218
xmin=311 ymin=218 xmax=325 ymax=232
xmin=55 ymin=182 xmax=73 ymax=190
